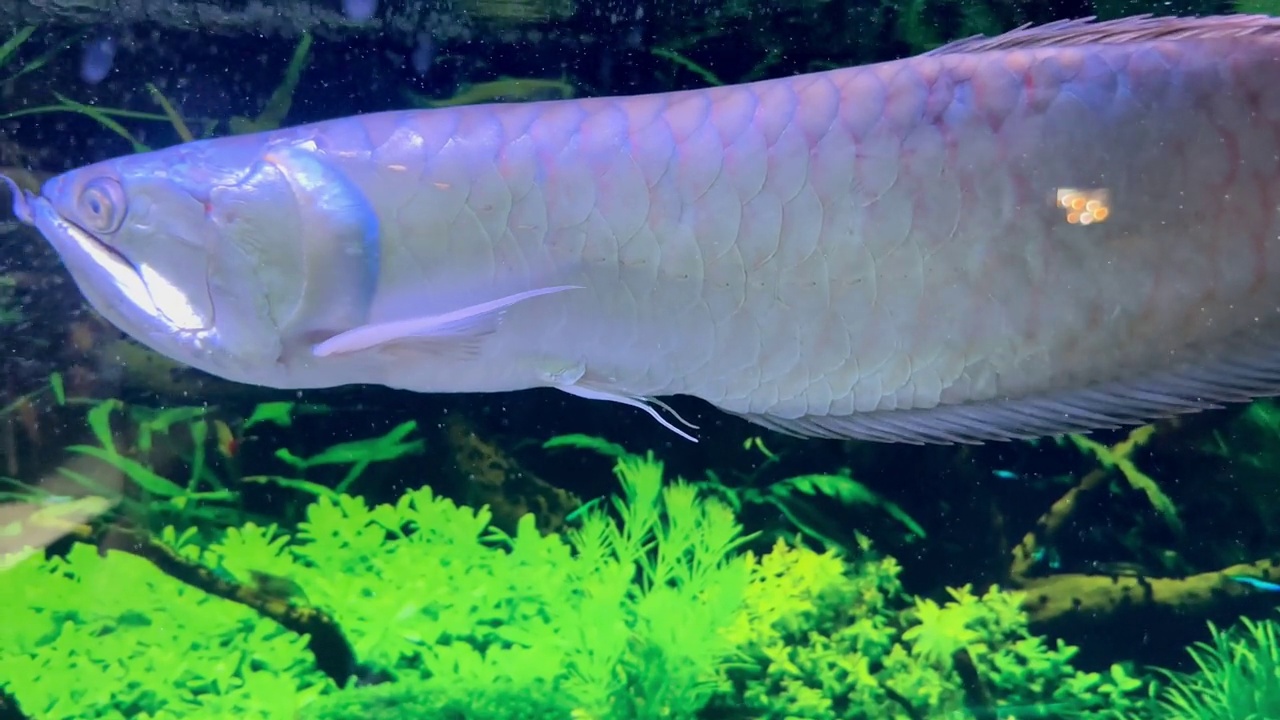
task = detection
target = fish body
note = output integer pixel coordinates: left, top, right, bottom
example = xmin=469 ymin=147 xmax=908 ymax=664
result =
xmin=10 ymin=15 xmax=1280 ymax=443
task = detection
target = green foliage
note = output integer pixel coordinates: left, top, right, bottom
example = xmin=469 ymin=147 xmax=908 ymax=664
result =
xmin=0 ymin=441 xmax=1160 ymax=720
xmin=1237 ymin=0 xmax=1280 ymax=15
xmin=3 ymin=397 xmax=425 ymax=540
xmin=543 ymin=433 xmax=924 ymax=551
xmin=301 ymin=678 xmax=577 ymax=720
xmin=403 ymin=77 xmax=576 ymax=109
xmin=0 ymin=543 xmax=330 ymax=720
xmin=0 ymin=273 xmax=22 ymax=326
xmin=714 ymin=537 xmax=1151 ymax=720
xmin=1156 ymin=616 xmax=1280 ymax=719
xmin=227 ymin=33 xmax=313 ymax=134
xmin=270 ymin=419 xmax=424 ymax=495
xmin=0 ymin=452 xmax=754 ymax=720
xmin=0 ymin=30 xmax=311 ymax=151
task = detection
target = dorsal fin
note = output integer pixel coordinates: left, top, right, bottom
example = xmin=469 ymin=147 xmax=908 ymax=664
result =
xmin=928 ymin=14 xmax=1280 ymax=56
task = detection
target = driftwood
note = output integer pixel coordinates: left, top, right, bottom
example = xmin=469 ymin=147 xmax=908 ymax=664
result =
xmin=1010 ymin=430 xmax=1280 ymax=637
xmin=441 ymin=415 xmax=580 ymax=534
xmin=0 ymin=0 xmax=575 ymax=43
xmin=84 ymin=521 xmax=360 ymax=683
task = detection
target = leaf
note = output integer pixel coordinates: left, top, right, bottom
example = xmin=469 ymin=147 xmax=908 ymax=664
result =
xmin=773 ymin=473 xmax=926 ymax=539
xmin=65 ymin=445 xmax=186 ymax=497
xmin=137 ymin=405 xmax=209 ymax=435
xmin=543 ymin=434 xmax=631 ymax=458
xmin=2 ymin=30 xmax=76 ymax=84
xmin=0 ymin=26 xmax=34 ymax=70
xmin=48 ymin=373 xmax=65 ymax=406
xmin=274 ymin=448 xmax=308 ymax=471
xmin=298 ymin=421 xmax=423 ymax=467
xmin=85 ymin=399 xmax=122 ymax=449
xmin=188 ymin=419 xmax=208 ymax=488
xmin=146 ymin=82 xmax=194 ymax=142
xmin=51 ymin=93 xmax=151 ymax=153
xmin=229 ymin=32 xmax=311 ymax=134
xmin=650 ymin=47 xmax=724 ymax=86
xmin=244 ymin=401 xmax=297 ymax=430
xmin=780 ymin=474 xmax=880 ymax=504
xmin=242 ymin=475 xmax=340 ymax=502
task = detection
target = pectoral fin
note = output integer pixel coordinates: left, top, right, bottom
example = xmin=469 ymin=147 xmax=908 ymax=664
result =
xmin=312 ymin=285 xmax=582 ymax=357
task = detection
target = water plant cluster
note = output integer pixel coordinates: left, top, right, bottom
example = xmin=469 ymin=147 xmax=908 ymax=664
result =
xmin=3 ymin=415 xmax=1276 ymax=720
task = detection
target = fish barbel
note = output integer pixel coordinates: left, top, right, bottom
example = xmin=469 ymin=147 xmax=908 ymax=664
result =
xmin=8 ymin=14 xmax=1280 ymax=444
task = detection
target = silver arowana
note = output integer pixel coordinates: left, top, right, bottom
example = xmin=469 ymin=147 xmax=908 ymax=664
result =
xmin=8 ymin=15 xmax=1280 ymax=444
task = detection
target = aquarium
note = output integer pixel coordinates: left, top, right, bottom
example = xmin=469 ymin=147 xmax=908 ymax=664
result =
xmin=1 ymin=0 xmax=1280 ymax=718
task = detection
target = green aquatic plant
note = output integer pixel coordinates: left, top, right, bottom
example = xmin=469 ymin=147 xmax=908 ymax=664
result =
xmin=1155 ymin=616 xmax=1280 ymax=719
xmin=266 ymin=419 xmax=424 ymax=497
xmin=713 ymin=536 xmax=1151 ymax=720
xmin=0 ymin=542 xmax=331 ymax=720
xmin=0 ymin=451 xmax=755 ymax=720
xmin=0 ymin=31 xmax=312 ymax=153
xmin=0 ymin=25 xmax=76 ymax=87
xmin=250 ymin=451 xmax=753 ymax=719
xmin=544 ymin=432 xmax=925 ymax=551
xmin=228 ymin=32 xmax=313 ymax=135
xmin=403 ymin=76 xmax=576 ymax=108
xmin=1 ymin=440 xmax=1159 ymax=720
xmin=1 ymin=396 xmax=420 ymax=553
xmin=1066 ymin=425 xmax=1182 ymax=534
xmin=1238 ymin=0 xmax=1280 ymax=15
xmin=0 ymin=273 xmax=22 ymax=325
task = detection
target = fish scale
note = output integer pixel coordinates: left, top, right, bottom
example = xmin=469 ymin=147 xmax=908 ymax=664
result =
xmin=8 ymin=15 xmax=1280 ymax=443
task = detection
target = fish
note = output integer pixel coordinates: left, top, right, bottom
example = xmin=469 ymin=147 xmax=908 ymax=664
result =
xmin=1227 ymin=575 xmax=1280 ymax=592
xmin=7 ymin=14 xmax=1280 ymax=445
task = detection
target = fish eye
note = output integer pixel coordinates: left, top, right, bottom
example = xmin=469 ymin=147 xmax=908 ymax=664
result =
xmin=77 ymin=177 xmax=126 ymax=234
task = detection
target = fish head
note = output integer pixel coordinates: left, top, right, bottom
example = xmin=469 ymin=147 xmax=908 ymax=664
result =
xmin=3 ymin=139 xmax=317 ymax=386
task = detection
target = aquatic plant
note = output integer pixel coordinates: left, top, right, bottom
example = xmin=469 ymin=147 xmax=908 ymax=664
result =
xmin=0 ymin=451 xmax=754 ymax=720
xmin=0 ymin=542 xmax=330 ymax=720
xmin=713 ymin=534 xmax=1151 ymax=719
xmin=0 ymin=31 xmax=313 ymax=153
xmin=402 ymin=75 xmax=576 ymax=109
xmin=2 ymin=394 xmax=425 ymax=544
xmin=0 ymin=439 xmax=1160 ymax=720
xmin=1155 ymin=616 xmax=1280 ymax=719
xmin=544 ymin=432 xmax=925 ymax=552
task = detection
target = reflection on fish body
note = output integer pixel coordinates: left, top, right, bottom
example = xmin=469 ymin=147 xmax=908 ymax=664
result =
xmin=8 ymin=14 xmax=1280 ymax=444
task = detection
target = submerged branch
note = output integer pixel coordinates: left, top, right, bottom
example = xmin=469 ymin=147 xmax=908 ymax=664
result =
xmin=1010 ymin=429 xmax=1280 ymax=637
xmin=67 ymin=522 xmax=360 ymax=685
xmin=1021 ymin=558 xmax=1280 ymax=633
xmin=1008 ymin=467 xmax=1109 ymax=583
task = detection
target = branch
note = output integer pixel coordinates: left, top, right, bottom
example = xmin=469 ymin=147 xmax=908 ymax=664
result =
xmin=442 ymin=415 xmax=581 ymax=534
xmin=1008 ymin=467 xmax=1109 ymax=582
xmin=1021 ymin=559 xmax=1280 ymax=633
xmin=70 ymin=522 xmax=360 ymax=685
xmin=1009 ymin=428 xmax=1280 ymax=634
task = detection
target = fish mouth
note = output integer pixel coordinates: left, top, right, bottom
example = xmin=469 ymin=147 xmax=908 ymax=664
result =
xmin=6 ymin=179 xmax=211 ymax=334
